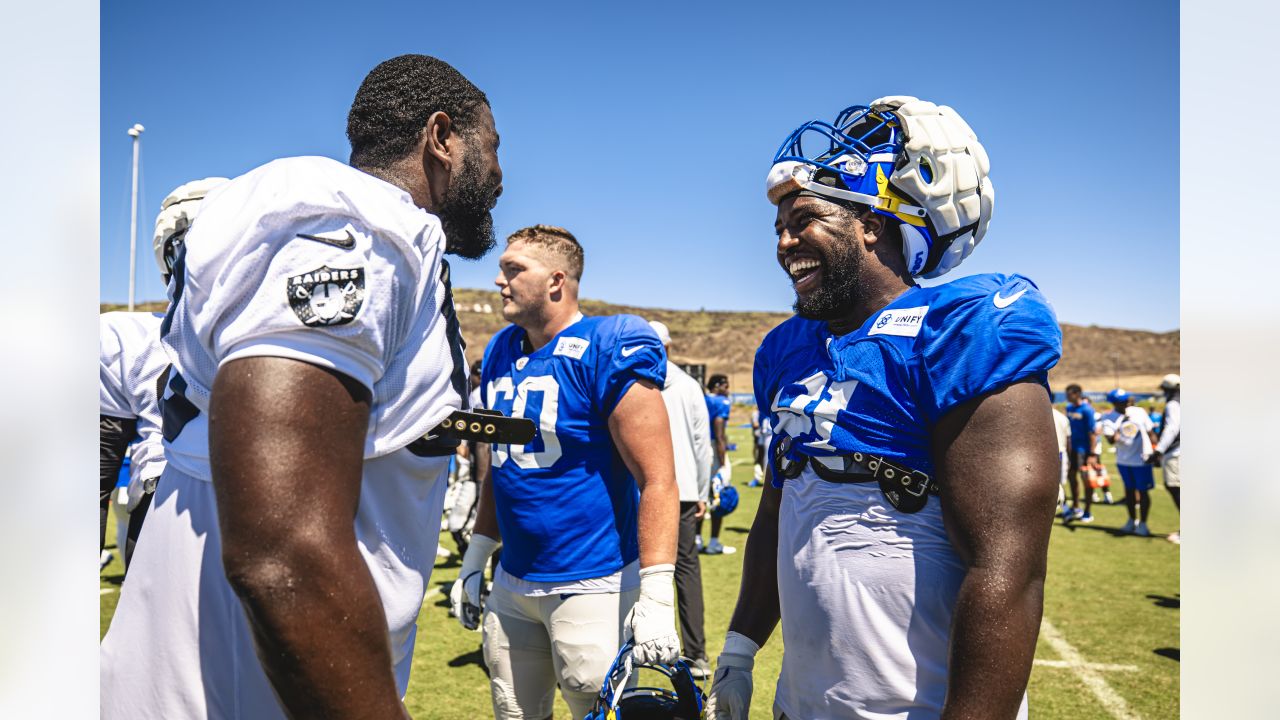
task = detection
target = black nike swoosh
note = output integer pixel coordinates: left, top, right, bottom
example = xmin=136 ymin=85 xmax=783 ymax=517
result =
xmin=296 ymin=230 xmax=355 ymax=249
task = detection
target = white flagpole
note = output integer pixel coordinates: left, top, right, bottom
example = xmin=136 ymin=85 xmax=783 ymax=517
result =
xmin=127 ymin=123 xmax=144 ymax=311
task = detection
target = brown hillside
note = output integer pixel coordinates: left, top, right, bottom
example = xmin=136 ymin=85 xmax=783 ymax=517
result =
xmin=107 ymin=292 xmax=1179 ymax=395
xmin=451 ymin=289 xmax=1179 ymax=395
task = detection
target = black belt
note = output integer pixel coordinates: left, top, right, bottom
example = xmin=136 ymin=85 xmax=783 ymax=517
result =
xmin=772 ymin=435 xmax=939 ymax=514
xmin=407 ymin=408 xmax=537 ymax=457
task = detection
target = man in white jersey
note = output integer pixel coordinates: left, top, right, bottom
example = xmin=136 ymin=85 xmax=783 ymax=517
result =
xmin=707 ymin=97 xmax=1059 ymax=719
xmin=451 ymin=225 xmax=681 ymax=719
xmin=100 ymin=55 xmax=510 ymax=719
xmin=1150 ymin=374 xmax=1180 ymax=543
xmin=99 ymin=178 xmax=226 ymax=572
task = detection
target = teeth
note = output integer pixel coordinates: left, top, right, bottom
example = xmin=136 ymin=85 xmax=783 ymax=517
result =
xmin=787 ymin=258 xmax=820 ymax=277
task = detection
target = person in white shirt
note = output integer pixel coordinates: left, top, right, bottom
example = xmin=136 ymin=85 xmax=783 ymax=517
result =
xmin=1102 ymin=389 xmax=1159 ymax=536
xmin=649 ymin=319 xmax=714 ymax=678
xmin=100 ymin=54 xmax=506 ymax=719
xmin=1052 ymin=407 xmax=1071 ymax=515
xmin=1150 ymin=374 xmax=1181 ymax=543
xmin=99 ymin=178 xmax=227 ymax=574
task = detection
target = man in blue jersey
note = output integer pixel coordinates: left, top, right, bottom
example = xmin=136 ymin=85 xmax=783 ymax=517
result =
xmin=701 ymin=374 xmax=734 ymax=554
xmin=706 ymin=97 xmax=1061 ymax=720
xmin=1063 ymin=383 xmax=1100 ymax=521
xmin=450 ymin=225 xmax=682 ymax=719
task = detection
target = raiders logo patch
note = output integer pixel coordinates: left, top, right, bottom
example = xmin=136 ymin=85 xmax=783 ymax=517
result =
xmin=287 ymin=265 xmax=365 ymax=327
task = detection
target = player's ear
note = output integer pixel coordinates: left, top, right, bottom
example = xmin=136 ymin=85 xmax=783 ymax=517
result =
xmin=859 ymin=212 xmax=886 ymax=247
xmin=421 ymin=111 xmax=455 ymax=175
xmin=547 ymin=268 xmax=567 ymax=298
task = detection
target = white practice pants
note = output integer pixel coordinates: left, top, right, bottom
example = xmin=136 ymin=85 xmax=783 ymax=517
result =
xmin=482 ymin=582 xmax=638 ymax=719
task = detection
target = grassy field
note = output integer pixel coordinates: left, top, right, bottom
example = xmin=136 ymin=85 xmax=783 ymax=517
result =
xmin=100 ymin=425 xmax=1179 ymax=719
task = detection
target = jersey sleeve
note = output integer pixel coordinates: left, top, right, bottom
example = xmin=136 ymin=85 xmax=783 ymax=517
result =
xmin=595 ymin=315 xmax=666 ymax=415
xmin=922 ymin=275 xmax=1062 ymax=419
xmin=99 ymin=315 xmax=134 ymax=418
xmin=1082 ymin=404 xmax=1097 ymax=428
xmin=186 ymin=206 xmax=420 ymax=392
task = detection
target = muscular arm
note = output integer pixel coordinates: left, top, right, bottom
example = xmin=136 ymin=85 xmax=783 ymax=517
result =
xmin=934 ymin=380 xmax=1058 ymax=720
xmin=609 ymin=379 xmax=679 ymax=567
xmin=209 ymin=356 xmax=408 ymax=720
xmin=725 ymin=467 xmax=782 ymax=648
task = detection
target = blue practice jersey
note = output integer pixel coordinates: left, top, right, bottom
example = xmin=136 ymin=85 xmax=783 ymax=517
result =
xmin=705 ymin=394 xmax=730 ymax=442
xmin=754 ymin=273 xmax=1062 ymax=486
xmin=481 ymin=314 xmax=666 ymax=582
xmin=1064 ymin=402 xmax=1097 ymax=450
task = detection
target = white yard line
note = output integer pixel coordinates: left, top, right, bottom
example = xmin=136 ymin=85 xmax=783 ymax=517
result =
xmin=1039 ymin=618 xmax=1142 ymax=720
xmin=424 ymin=586 xmax=442 ymax=602
xmin=1034 ymin=659 xmax=1138 ymax=672
xmin=100 ymin=587 xmax=115 ymax=595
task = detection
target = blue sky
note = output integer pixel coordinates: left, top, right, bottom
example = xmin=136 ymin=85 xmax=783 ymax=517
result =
xmin=101 ymin=0 xmax=1178 ymax=331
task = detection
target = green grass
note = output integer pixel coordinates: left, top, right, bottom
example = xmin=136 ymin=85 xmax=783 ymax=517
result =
xmin=100 ymin=426 xmax=1179 ymax=718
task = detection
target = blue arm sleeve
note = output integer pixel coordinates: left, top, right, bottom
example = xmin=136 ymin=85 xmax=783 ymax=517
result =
xmin=597 ymin=315 xmax=667 ymax=416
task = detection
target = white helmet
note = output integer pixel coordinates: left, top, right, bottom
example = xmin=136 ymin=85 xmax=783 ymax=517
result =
xmin=1160 ymin=374 xmax=1180 ymax=391
xmin=153 ymin=177 xmax=228 ymax=279
xmin=766 ymin=96 xmax=993 ymax=278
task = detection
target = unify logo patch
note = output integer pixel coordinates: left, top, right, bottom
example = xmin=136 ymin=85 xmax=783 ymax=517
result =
xmin=287 ymin=265 xmax=364 ymax=327
xmin=867 ymin=305 xmax=929 ymax=338
xmin=553 ymin=336 xmax=590 ymax=360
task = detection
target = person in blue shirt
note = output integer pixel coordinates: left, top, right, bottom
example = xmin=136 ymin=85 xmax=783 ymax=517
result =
xmin=706 ymin=97 xmax=1061 ymax=720
xmin=700 ymin=374 xmax=734 ymax=554
xmin=450 ymin=225 xmax=682 ymax=720
xmin=1064 ymin=384 xmax=1100 ymax=521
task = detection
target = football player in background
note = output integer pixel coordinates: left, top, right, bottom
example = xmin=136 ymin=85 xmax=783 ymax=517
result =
xmin=451 ymin=225 xmax=681 ymax=719
xmin=1052 ymin=405 xmax=1072 ymax=516
xmin=1150 ymin=373 xmax=1180 ymax=543
xmin=101 ymin=55 xmax=505 ymax=719
xmin=1102 ymin=388 xmax=1159 ymax=536
xmin=99 ymin=177 xmax=226 ymax=572
xmin=707 ymin=97 xmax=1061 ymax=719
xmin=700 ymin=374 xmax=734 ymax=554
xmin=1063 ymin=383 xmax=1099 ymax=521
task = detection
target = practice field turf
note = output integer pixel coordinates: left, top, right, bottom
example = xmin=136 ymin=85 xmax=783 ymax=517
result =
xmin=100 ymin=426 xmax=1179 ymax=719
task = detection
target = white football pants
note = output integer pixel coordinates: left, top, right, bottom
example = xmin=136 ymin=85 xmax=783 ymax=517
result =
xmin=482 ymin=582 xmax=638 ymax=720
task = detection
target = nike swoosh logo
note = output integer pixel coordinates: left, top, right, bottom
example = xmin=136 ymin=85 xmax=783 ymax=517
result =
xmin=993 ymin=288 xmax=1028 ymax=308
xmin=621 ymin=345 xmax=645 ymax=357
xmin=297 ymin=230 xmax=356 ymax=249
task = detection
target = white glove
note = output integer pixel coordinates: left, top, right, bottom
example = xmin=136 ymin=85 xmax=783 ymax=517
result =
xmin=625 ymin=564 xmax=681 ymax=665
xmin=706 ymin=631 xmax=760 ymax=719
xmin=449 ymin=534 xmax=499 ymax=631
xmin=126 ymin=473 xmax=160 ymax=513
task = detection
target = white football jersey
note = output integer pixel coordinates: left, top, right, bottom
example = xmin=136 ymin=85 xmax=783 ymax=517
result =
xmin=99 ymin=311 xmax=168 ymax=484
xmin=101 ymin=156 xmax=468 ymax=717
xmin=160 ymin=156 xmax=469 ymax=479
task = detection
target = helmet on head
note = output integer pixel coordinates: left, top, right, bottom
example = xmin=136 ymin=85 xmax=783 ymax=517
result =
xmin=1106 ymin=389 xmax=1130 ymax=404
xmin=766 ymin=96 xmax=993 ymax=279
xmin=153 ymin=177 xmax=229 ymax=280
xmin=584 ymin=643 xmax=704 ymax=720
xmin=1160 ymin=374 xmax=1180 ymax=392
xmin=710 ymin=484 xmax=738 ymax=518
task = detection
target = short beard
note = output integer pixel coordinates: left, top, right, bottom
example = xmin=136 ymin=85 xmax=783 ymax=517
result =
xmin=793 ymin=215 xmax=864 ymax=320
xmin=439 ymin=149 xmax=499 ymax=260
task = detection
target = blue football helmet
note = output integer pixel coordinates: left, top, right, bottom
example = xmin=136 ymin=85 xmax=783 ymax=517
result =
xmin=710 ymin=484 xmax=738 ymax=518
xmin=585 ymin=643 xmax=705 ymax=720
xmin=766 ymin=97 xmax=994 ymax=279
